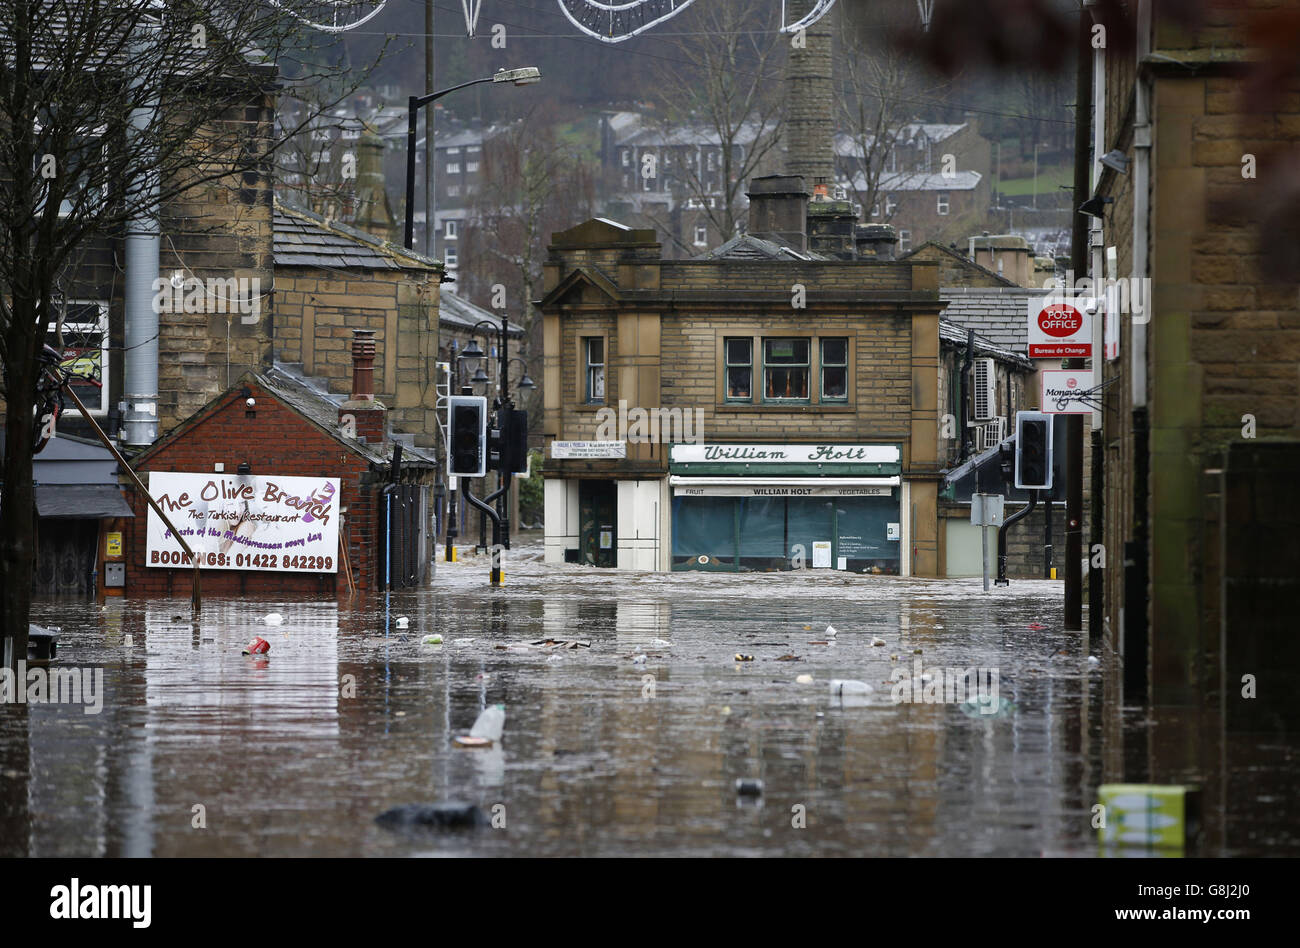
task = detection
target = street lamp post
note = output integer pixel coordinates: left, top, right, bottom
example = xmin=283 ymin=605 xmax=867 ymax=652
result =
xmin=403 ymin=66 xmax=541 ymax=251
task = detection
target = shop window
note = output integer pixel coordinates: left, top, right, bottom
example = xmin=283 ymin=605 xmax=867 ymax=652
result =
xmin=821 ymin=337 xmax=848 ymax=402
xmin=671 ymin=495 xmax=735 ymax=568
xmin=724 ymin=338 xmax=752 ymax=401
xmin=584 ymin=336 xmax=605 ymax=403
xmin=763 ymin=337 xmax=809 ymax=401
xmin=45 ymin=301 xmax=109 ymax=415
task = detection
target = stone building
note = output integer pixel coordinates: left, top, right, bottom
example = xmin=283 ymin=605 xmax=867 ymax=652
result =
xmin=1091 ymin=0 xmax=1300 ymax=737
xmin=540 ymin=174 xmax=946 ymax=575
xmin=272 ymin=199 xmax=443 ymax=446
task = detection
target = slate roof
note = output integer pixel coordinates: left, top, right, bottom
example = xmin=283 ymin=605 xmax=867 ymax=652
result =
xmin=273 ymin=200 xmax=440 ymax=272
xmin=939 ymin=319 xmax=1035 ymax=371
xmin=698 ymin=233 xmax=827 ymax=261
xmin=844 ymin=170 xmax=983 ymax=192
xmin=440 ymin=290 xmax=526 ymax=337
xmin=258 ymin=365 xmax=438 ymax=467
xmin=36 ymin=484 xmax=134 ymax=519
xmin=939 ymin=287 xmax=1046 ymax=355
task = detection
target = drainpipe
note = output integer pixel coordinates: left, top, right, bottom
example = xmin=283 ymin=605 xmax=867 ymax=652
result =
xmin=123 ymin=18 xmax=161 ymax=446
xmin=1125 ymin=0 xmax=1152 ymax=704
xmin=959 ymin=330 xmax=974 ymax=461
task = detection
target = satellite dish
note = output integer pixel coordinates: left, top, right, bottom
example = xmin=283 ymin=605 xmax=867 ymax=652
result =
xmin=555 ymin=0 xmax=837 ymax=44
xmin=264 ymin=0 xmax=389 ymax=34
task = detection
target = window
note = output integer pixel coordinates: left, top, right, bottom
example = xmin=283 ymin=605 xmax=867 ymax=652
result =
xmin=447 ymin=184 xmax=460 ymax=197
xmin=937 ymin=192 xmax=950 ymax=215
xmin=763 ymin=338 xmax=809 ymax=401
xmin=871 ymin=202 xmax=880 ymax=218
xmin=821 ymin=338 xmax=848 ymax=402
xmin=707 ymin=151 xmax=717 ymax=171
xmin=447 ymin=146 xmax=461 ymax=155
xmin=467 ymin=145 xmax=480 ymax=154
xmin=36 ymin=125 xmax=108 ymax=219
xmin=885 ymin=194 xmax=897 ymax=216
xmin=443 ymin=219 xmax=458 ymax=240
xmin=621 ymin=149 xmax=631 ymax=167
xmin=898 ymin=230 xmax=912 ymax=253
xmin=466 ymin=161 xmax=478 ymax=173
xmin=444 ymin=246 xmax=458 ymax=268
xmin=585 ymin=337 xmax=605 ymax=403
xmin=724 ymin=338 xmax=752 ymax=400
xmin=693 ymin=224 xmax=708 ymax=246
xmin=46 ymin=302 xmax=109 ymax=415
xmin=446 ymin=162 xmax=460 ymax=174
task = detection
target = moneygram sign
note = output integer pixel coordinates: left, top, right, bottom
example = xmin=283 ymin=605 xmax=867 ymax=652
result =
xmin=1028 ymin=297 xmax=1094 ymax=358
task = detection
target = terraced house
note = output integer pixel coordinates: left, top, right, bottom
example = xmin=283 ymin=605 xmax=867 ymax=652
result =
xmin=540 ymin=174 xmax=947 ymax=575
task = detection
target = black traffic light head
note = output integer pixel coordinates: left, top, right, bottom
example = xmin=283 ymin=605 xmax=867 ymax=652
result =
xmin=1014 ymin=411 xmax=1054 ymax=491
xmin=499 ymin=408 xmax=529 ymax=474
xmin=448 ymin=395 xmax=487 ymax=477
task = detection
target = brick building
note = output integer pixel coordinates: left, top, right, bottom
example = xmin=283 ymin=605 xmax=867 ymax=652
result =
xmin=540 ymin=174 xmax=947 ymax=575
xmin=121 ymin=335 xmax=437 ymax=597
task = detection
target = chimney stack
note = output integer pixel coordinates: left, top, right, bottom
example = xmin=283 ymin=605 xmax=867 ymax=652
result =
xmin=784 ymin=0 xmax=835 ymax=185
xmin=340 ymin=329 xmax=386 ymax=444
xmin=807 ymin=185 xmax=859 ymax=259
xmin=855 ymin=224 xmax=898 ymax=261
xmin=746 ymin=174 xmax=809 ymax=251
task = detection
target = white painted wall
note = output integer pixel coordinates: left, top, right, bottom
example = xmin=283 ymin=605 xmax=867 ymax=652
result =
xmin=544 ymin=479 xmax=581 ymax=564
xmin=616 ymin=479 xmax=664 ymax=571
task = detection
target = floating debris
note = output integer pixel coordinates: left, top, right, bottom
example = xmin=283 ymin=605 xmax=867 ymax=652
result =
xmin=263 ymin=613 xmax=284 ymax=626
xmin=734 ymin=653 xmax=754 ymax=662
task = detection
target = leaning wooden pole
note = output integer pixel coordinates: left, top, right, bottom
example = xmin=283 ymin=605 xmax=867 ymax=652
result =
xmin=63 ymin=386 xmax=202 ymax=616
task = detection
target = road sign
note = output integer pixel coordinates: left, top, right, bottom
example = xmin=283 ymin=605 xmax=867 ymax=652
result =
xmin=970 ymin=493 xmax=1005 ymax=527
xmin=1041 ymin=369 xmax=1097 ymax=414
xmin=1028 ymin=296 xmax=1095 ymax=358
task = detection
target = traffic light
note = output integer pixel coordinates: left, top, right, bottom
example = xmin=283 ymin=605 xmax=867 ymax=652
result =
xmin=1014 ymin=411 xmax=1054 ymax=490
xmin=448 ymin=395 xmax=487 ymax=477
xmin=499 ymin=408 xmax=529 ymax=474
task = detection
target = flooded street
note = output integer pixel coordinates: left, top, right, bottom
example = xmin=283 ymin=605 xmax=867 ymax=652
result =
xmin=1 ymin=537 xmax=1293 ymax=857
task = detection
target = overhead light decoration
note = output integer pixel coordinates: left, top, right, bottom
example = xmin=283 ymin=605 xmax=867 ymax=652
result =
xmin=555 ymin=0 xmax=837 ymax=44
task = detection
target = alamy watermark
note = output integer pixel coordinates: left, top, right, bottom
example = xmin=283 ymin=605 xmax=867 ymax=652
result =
xmin=889 ymin=658 xmax=1000 ymax=713
xmin=1 ymin=661 xmax=104 ymax=714
xmin=593 ymin=399 xmax=705 ymax=445
xmin=152 ymin=272 xmax=261 ymax=324
xmin=1042 ymin=271 xmax=1151 ymax=323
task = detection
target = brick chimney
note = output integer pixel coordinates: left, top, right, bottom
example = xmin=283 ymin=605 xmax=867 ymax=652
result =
xmin=340 ymin=329 xmax=386 ymax=444
xmin=746 ymin=174 xmax=809 ymax=251
xmin=784 ymin=0 xmax=834 ymax=185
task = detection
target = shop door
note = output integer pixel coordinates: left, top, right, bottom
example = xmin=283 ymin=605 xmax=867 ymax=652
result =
xmin=33 ymin=519 xmax=98 ymax=596
xmin=579 ymin=481 xmax=617 ymax=567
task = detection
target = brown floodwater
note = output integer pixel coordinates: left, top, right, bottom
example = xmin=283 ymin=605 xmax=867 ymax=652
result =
xmin=1 ymin=539 xmax=1294 ymax=856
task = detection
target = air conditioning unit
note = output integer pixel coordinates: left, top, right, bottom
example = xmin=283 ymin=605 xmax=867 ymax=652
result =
xmin=971 ymin=358 xmax=997 ymax=421
xmin=973 ymin=416 xmax=1007 ymax=451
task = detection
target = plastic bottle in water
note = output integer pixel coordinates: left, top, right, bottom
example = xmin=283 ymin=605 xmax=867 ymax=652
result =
xmin=469 ymin=704 xmax=506 ymax=741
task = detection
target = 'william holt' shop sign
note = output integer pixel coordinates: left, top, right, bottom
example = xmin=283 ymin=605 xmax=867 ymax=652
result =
xmin=146 ymin=472 xmax=341 ymax=572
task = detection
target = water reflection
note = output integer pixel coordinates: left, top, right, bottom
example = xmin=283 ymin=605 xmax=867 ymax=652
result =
xmin=0 ymin=550 xmax=1294 ymax=856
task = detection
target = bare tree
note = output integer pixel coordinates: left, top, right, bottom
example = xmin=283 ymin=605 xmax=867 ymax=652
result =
xmin=646 ymin=0 xmax=785 ymax=244
xmin=0 ymin=1 xmax=379 ymax=669
xmin=836 ymin=1 xmax=953 ymax=226
xmin=459 ymin=106 xmax=597 ymax=338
